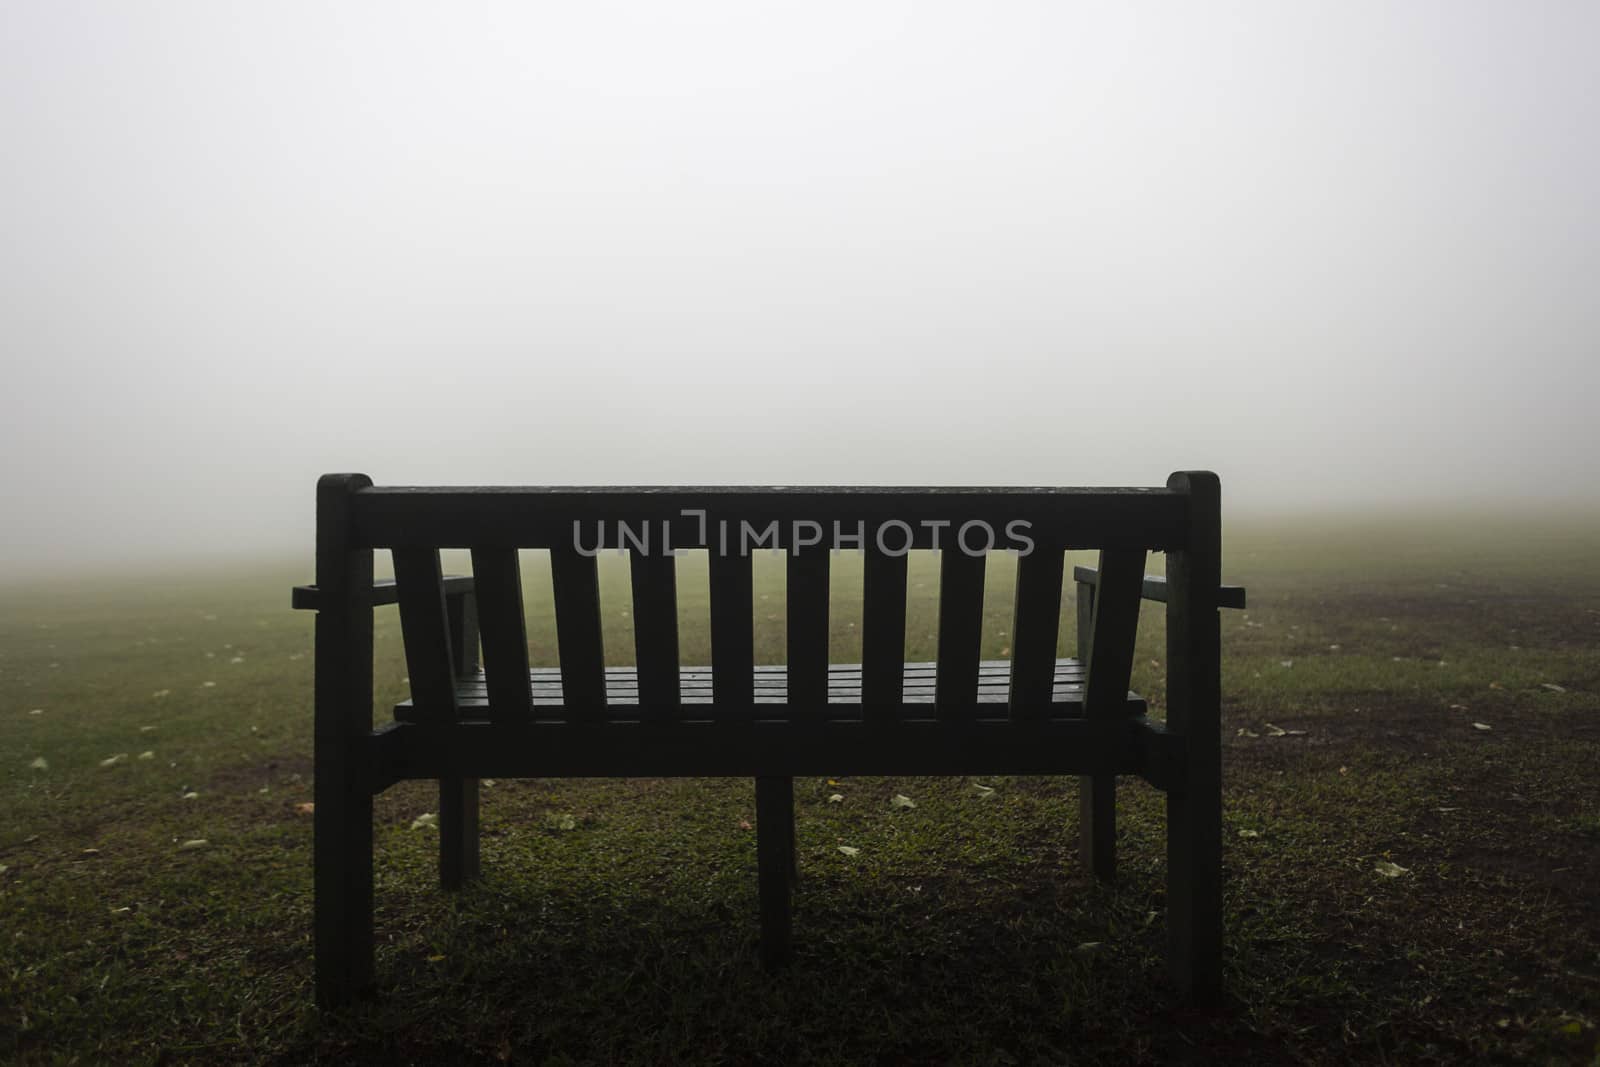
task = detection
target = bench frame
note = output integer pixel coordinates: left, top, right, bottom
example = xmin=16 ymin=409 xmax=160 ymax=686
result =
xmin=301 ymin=472 xmax=1235 ymax=1008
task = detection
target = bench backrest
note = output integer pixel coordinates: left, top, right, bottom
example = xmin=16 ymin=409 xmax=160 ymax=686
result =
xmin=314 ymin=473 xmax=1223 ymax=731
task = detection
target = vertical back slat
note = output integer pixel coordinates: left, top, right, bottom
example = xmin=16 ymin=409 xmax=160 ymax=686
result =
xmin=709 ymin=548 xmax=755 ymax=717
xmin=1079 ymin=547 xmax=1145 ymax=883
xmin=446 ymin=589 xmax=479 ymax=677
xmin=549 ymin=546 xmax=607 ymax=718
xmin=393 ymin=548 xmax=458 ymax=721
xmin=860 ymin=546 xmax=908 ymax=720
xmin=934 ymin=549 xmax=986 ymax=713
xmin=1008 ymin=548 xmax=1065 ymax=720
xmin=630 ymin=550 xmax=681 ymax=717
xmin=469 ymin=548 xmax=533 ymax=720
xmin=1075 ymin=572 xmax=1096 ymax=663
xmin=1082 ymin=548 xmax=1147 ymax=718
xmin=785 ymin=546 xmax=830 ymax=715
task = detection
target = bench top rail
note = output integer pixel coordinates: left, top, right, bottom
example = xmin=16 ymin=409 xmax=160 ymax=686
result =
xmin=345 ymin=485 xmax=1190 ymax=551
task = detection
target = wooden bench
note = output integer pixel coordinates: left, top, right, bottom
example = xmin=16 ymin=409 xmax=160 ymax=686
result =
xmin=294 ymin=471 xmax=1244 ymax=1008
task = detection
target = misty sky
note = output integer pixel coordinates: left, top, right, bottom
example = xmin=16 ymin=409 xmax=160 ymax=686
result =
xmin=2 ymin=2 xmax=1596 ymax=572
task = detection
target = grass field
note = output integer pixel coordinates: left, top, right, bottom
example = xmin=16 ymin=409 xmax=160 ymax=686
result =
xmin=3 ymin=516 xmax=1599 ymax=1064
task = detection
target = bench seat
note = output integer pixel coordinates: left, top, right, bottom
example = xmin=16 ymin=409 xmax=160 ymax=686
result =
xmin=375 ymin=659 xmax=1173 ymax=783
xmin=393 ymin=659 xmax=1145 ymax=721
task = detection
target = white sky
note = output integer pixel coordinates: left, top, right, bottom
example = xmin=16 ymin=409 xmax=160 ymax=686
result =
xmin=2 ymin=2 xmax=1596 ymax=571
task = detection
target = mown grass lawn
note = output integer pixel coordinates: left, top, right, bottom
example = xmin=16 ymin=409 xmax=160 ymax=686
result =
xmin=3 ymin=516 xmax=1598 ymax=1064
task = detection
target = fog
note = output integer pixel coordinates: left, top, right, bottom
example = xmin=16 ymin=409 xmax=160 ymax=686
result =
xmin=3 ymin=2 xmax=1596 ymax=574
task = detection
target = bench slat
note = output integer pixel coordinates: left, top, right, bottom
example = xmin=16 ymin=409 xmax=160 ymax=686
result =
xmin=1085 ymin=549 xmax=1147 ymax=719
xmin=786 ymin=546 xmax=830 ymax=709
xmin=629 ymin=550 xmax=681 ymax=717
xmin=1008 ymin=549 xmax=1065 ymax=720
xmin=935 ymin=550 xmax=986 ymax=714
xmin=469 ymin=548 xmax=532 ymax=721
xmin=860 ymin=548 xmax=908 ymax=718
xmin=709 ymin=550 xmax=754 ymax=718
xmin=549 ymin=547 xmax=607 ymax=717
xmin=393 ymin=548 xmax=459 ymax=722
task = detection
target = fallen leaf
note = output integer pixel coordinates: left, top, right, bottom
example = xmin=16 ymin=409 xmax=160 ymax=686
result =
xmin=482 ymin=779 xmax=496 ymax=788
xmin=1237 ymin=728 xmax=1259 ymax=738
xmin=827 ymin=793 xmax=844 ymax=804
xmin=1338 ymin=766 xmax=1349 ymax=776
xmin=80 ymin=848 xmax=101 ymax=857
xmin=180 ymin=839 xmax=208 ymax=851
xmin=837 ymin=845 xmax=860 ymax=857
xmin=1541 ymin=683 xmax=1566 ymax=693
xmin=972 ymin=783 xmax=996 ymax=797
xmin=294 ymin=802 xmax=315 ymax=816
xmin=1238 ymin=829 xmax=1261 ymax=839
xmin=1374 ymin=860 xmax=1409 ymax=878
xmin=1075 ymin=941 xmax=1104 ymax=956
xmin=1263 ymin=723 xmax=1287 ymax=737
xmin=29 ymin=757 xmax=47 ymax=770
xmin=411 ymin=813 xmax=438 ymax=830
xmin=138 ymin=751 xmax=154 ymax=760
xmin=891 ymin=794 xmax=917 ymax=810
xmin=1488 ymin=682 xmax=1503 ymax=690
xmin=100 ymin=753 xmax=127 ymax=768
xmin=1448 ymin=704 xmax=1469 ymax=711
xmin=738 ymin=819 xmax=752 ymax=831
xmin=1436 ymin=807 xmax=1458 ymax=813
xmin=182 ymin=791 xmax=199 ymax=800
xmin=140 ymin=725 xmax=157 ymax=732
xmin=427 ymin=954 xmax=445 ymax=963
xmin=1472 ymin=722 xmax=1492 ymax=732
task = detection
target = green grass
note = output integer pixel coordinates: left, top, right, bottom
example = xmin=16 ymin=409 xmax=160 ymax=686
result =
xmin=3 ymin=516 xmax=1599 ymax=1063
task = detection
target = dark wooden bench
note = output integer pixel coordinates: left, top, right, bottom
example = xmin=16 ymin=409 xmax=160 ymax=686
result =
xmin=294 ymin=472 xmax=1244 ymax=1008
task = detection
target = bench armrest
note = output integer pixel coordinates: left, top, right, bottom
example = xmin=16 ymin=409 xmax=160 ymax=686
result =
xmin=1072 ymin=565 xmax=1245 ymax=610
xmin=291 ymin=575 xmax=476 ymax=611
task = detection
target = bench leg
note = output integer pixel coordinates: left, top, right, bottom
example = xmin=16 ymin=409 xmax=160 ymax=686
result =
xmin=755 ymin=776 xmax=794 ymax=969
xmin=439 ymin=776 xmax=481 ymax=891
xmin=314 ymin=762 xmax=374 ymax=1008
xmin=1079 ymin=773 xmax=1116 ymax=881
xmin=1166 ymin=780 xmax=1222 ymax=1003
